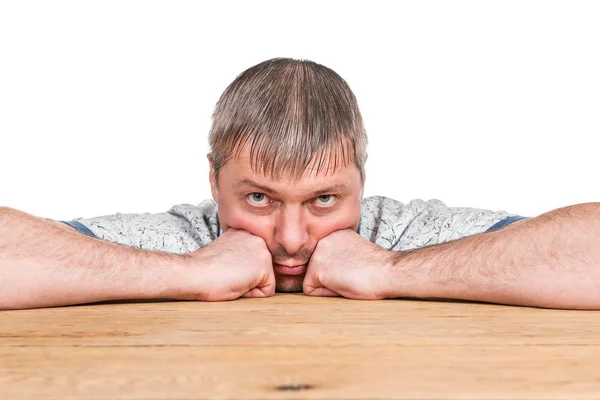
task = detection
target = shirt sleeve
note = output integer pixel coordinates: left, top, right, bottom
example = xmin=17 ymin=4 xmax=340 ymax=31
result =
xmin=59 ymin=220 xmax=97 ymax=238
xmin=484 ymin=215 xmax=528 ymax=232
xmin=361 ymin=196 xmax=527 ymax=251
xmin=57 ymin=210 xmax=207 ymax=254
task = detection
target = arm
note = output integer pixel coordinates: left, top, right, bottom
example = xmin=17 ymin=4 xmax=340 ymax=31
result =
xmin=0 ymin=207 xmax=275 ymax=310
xmin=388 ymin=202 xmax=600 ymax=309
xmin=0 ymin=206 xmax=185 ymax=310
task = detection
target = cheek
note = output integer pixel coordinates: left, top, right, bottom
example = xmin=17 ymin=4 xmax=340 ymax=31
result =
xmin=310 ymin=204 xmax=362 ymax=240
xmin=217 ymin=196 xmax=274 ymax=237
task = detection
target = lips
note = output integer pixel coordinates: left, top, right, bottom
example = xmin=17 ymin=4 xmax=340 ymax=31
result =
xmin=274 ymin=263 xmax=307 ymax=276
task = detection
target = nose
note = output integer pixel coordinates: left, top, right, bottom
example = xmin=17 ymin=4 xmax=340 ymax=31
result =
xmin=274 ymin=206 xmax=310 ymax=256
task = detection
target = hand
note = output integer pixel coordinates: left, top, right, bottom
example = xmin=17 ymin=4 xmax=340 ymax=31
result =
xmin=174 ymin=229 xmax=275 ymax=301
xmin=303 ymin=229 xmax=395 ymax=299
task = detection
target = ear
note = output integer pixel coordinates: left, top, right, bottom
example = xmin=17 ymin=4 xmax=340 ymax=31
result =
xmin=207 ymin=154 xmax=219 ymax=203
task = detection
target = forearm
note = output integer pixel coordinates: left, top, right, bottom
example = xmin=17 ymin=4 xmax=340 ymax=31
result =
xmin=0 ymin=207 xmax=185 ymax=310
xmin=389 ymin=203 xmax=600 ymax=309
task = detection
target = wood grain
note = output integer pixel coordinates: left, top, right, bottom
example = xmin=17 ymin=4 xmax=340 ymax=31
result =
xmin=1 ymin=294 xmax=600 ymax=399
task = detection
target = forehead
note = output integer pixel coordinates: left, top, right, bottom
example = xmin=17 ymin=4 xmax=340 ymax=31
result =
xmin=221 ymin=146 xmax=362 ymax=196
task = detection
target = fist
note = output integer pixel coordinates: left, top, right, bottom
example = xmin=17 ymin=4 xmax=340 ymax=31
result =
xmin=176 ymin=229 xmax=275 ymax=301
xmin=303 ymin=229 xmax=395 ymax=299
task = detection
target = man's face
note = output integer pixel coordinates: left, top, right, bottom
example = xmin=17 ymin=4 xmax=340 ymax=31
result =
xmin=209 ymin=146 xmax=364 ymax=293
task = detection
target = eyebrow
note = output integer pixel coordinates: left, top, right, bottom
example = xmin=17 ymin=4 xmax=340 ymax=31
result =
xmin=236 ymin=179 xmax=350 ymax=198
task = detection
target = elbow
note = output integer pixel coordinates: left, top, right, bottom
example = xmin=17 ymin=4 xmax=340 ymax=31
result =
xmin=0 ymin=206 xmax=15 ymax=218
xmin=0 ymin=206 xmax=18 ymax=232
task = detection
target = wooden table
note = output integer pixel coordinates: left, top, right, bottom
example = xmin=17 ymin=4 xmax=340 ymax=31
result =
xmin=1 ymin=294 xmax=600 ymax=399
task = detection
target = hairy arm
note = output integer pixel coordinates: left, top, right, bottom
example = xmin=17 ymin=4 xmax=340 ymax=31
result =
xmin=388 ymin=202 xmax=600 ymax=309
xmin=0 ymin=207 xmax=185 ymax=310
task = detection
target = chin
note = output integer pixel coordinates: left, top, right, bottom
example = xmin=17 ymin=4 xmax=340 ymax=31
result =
xmin=275 ymin=274 xmax=305 ymax=293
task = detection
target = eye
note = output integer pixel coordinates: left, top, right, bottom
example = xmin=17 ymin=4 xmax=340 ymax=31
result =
xmin=247 ymin=192 xmax=270 ymax=206
xmin=315 ymin=194 xmax=337 ymax=207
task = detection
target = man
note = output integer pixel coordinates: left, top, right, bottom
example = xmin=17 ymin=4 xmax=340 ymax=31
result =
xmin=1 ymin=58 xmax=598 ymax=310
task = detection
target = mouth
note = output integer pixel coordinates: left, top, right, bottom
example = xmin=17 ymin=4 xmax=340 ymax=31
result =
xmin=273 ymin=263 xmax=308 ymax=276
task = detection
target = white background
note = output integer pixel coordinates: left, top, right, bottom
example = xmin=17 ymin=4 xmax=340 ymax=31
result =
xmin=1 ymin=1 xmax=598 ymax=221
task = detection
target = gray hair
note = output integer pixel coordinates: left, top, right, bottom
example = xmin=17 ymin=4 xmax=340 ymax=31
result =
xmin=208 ymin=58 xmax=368 ymax=183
